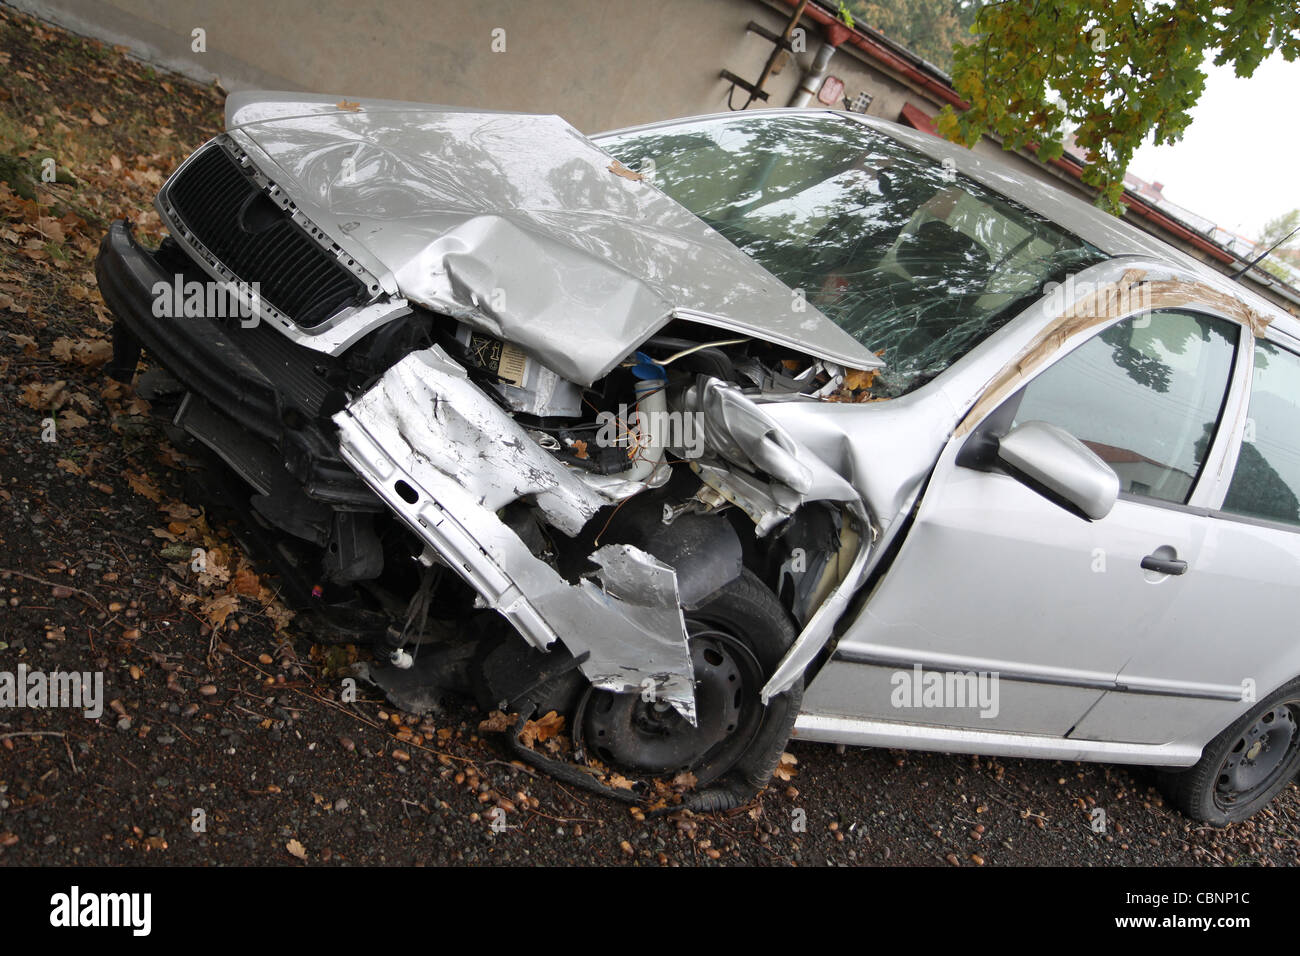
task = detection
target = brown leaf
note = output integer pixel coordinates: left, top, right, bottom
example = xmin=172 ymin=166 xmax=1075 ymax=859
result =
xmin=335 ymin=100 xmax=361 ymax=111
xmin=200 ymin=593 xmax=240 ymax=628
xmin=57 ymin=410 xmax=89 ymax=431
xmin=89 ymin=108 xmax=109 ymax=126
xmin=19 ymin=380 xmax=66 ymax=410
xmin=606 ymin=773 xmax=636 ymax=791
xmin=285 ymin=838 xmax=308 ymax=861
xmin=159 ymin=500 xmax=199 ymax=521
xmin=7 ymin=332 xmax=36 ymax=353
xmin=773 ymin=751 xmax=799 ymax=782
xmin=671 ymin=770 xmax=698 ymax=791
xmin=607 ymin=160 xmax=644 ymax=182
xmin=519 ymin=710 xmax=565 ymax=748
xmin=229 ymin=567 xmax=260 ymax=596
xmin=478 ymin=710 xmax=514 ymax=734
xmin=51 ymin=336 xmax=113 ymax=367
xmin=126 ymin=472 xmax=162 ymax=502
xmin=842 ymin=367 xmax=877 ymax=391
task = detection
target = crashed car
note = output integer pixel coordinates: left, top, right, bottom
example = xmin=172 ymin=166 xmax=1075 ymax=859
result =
xmin=96 ymin=93 xmax=1300 ymax=824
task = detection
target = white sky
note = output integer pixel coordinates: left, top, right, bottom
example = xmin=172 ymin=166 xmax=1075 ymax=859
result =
xmin=1128 ymin=55 xmax=1300 ymax=242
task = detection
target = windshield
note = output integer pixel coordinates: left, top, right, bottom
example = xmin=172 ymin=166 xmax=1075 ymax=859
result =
xmin=603 ymin=115 xmax=1107 ymax=396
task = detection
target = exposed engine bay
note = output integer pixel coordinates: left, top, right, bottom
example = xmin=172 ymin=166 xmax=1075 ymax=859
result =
xmin=329 ymin=312 xmax=879 ymax=706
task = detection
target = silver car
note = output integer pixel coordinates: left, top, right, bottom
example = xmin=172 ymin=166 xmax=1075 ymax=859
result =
xmin=96 ymin=93 xmax=1300 ymax=825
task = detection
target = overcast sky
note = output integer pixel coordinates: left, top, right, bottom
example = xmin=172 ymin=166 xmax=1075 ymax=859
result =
xmin=1128 ymin=54 xmax=1300 ymax=242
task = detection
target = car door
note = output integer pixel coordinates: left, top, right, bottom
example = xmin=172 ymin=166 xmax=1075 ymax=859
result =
xmin=1071 ymin=332 xmax=1300 ymax=746
xmin=809 ymin=308 xmax=1245 ymax=736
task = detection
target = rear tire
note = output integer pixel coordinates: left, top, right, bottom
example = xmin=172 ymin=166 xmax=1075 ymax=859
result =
xmin=1159 ymin=677 xmax=1300 ymax=826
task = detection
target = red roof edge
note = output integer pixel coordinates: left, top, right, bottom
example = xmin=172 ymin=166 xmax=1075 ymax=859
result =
xmin=786 ymin=0 xmax=969 ymax=111
xmin=898 ymin=102 xmax=939 ymax=135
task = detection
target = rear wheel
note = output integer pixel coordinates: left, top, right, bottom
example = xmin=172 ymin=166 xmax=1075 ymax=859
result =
xmin=1160 ymin=677 xmax=1300 ymax=826
xmin=580 ymin=569 xmax=801 ymax=795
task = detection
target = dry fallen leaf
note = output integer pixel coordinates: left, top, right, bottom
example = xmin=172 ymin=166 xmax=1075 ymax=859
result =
xmin=519 ymin=710 xmax=565 ymax=748
xmin=7 ymin=332 xmax=36 ymax=353
xmin=842 ymin=367 xmax=877 ymax=391
xmin=478 ymin=710 xmax=514 ymax=734
xmin=126 ymin=472 xmax=162 ymax=501
xmin=57 ymin=410 xmax=89 ymax=431
xmin=607 ymin=160 xmax=644 ymax=182
xmin=18 ymin=380 xmax=66 ymax=410
xmin=606 ymin=773 xmax=636 ymax=791
xmin=51 ymin=336 xmax=113 ymax=367
xmin=229 ymin=567 xmax=260 ymax=596
xmin=336 ymin=99 xmax=361 ymax=111
xmin=773 ymin=751 xmax=799 ymax=782
xmin=285 ymin=839 xmax=307 ymax=861
xmin=671 ymin=770 xmax=698 ymax=791
xmin=200 ymin=593 xmax=240 ymax=628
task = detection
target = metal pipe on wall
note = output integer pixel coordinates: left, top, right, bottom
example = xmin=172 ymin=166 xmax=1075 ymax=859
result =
xmin=788 ymin=40 xmax=836 ymax=107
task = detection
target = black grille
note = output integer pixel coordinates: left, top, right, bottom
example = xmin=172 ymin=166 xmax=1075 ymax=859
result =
xmin=166 ymin=143 xmax=367 ymax=328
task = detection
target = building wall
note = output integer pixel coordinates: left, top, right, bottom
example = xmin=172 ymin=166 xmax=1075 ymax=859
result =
xmin=14 ymin=0 xmax=798 ymax=132
xmin=16 ymin=0 xmax=1295 ymax=312
xmin=13 ymin=0 xmax=1086 ymax=179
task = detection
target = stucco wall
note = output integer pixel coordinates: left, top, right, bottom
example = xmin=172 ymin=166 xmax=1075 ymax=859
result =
xmin=10 ymin=1 xmax=1087 ymax=186
xmin=15 ymin=0 xmax=1291 ymax=311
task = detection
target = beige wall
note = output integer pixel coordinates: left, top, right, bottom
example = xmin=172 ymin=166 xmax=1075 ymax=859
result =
xmin=12 ymin=0 xmax=1088 ymax=184
xmin=17 ymin=0 xmax=1293 ymax=311
xmin=17 ymin=0 xmax=814 ymax=132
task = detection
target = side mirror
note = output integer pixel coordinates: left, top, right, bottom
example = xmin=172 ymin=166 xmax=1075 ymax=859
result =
xmin=996 ymin=421 xmax=1119 ymax=520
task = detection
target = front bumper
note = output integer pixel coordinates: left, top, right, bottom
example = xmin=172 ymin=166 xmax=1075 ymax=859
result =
xmin=94 ymin=220 xmax=374 ymax=507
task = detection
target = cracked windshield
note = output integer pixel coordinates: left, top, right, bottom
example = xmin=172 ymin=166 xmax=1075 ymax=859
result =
xmin=607 ymin=115 xmax=1107 ymax=397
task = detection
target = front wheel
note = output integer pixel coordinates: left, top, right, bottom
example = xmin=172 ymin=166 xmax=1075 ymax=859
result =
xmin=580 ymin=569 xmax=802 ymax=799
xmin=1159 ymin=677 xmax=1300 ymax=826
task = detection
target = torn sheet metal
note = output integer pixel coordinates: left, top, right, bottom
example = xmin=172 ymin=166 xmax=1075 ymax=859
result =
xmin=687 ymin=376 xmax=814 ymax=493
xmin=575 ymin=545 xmax=696 ymax=719
xmin=678 ymin=375 xmax=860 ymax=506
xmin=693 ymin=462 xmax=800 ymax=538
xmin=349 ymin=345 xmax=610 ymax=535
xmin=219 ymin=95 xmax=881 ymax=383
xmin=335 ymin=347 xmax=697 ymax=722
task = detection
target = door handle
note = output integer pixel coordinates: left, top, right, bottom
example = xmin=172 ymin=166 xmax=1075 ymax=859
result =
xmin=1141 ymin=552 xmax=1188 ymax=575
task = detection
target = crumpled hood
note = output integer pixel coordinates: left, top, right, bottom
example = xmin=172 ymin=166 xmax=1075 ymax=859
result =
xmin=226 ymin=93 xmax=881 ymax=384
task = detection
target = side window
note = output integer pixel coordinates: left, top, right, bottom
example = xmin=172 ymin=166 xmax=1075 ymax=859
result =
xmin=1011 ymin=310 xmax=1239 ymax=504
xmin=1223 ymin=342 xmax=1300 ymax=527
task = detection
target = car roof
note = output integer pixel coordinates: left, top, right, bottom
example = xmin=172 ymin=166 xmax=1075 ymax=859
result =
xmin=596 ymin=109 xmax=1300 ymax=342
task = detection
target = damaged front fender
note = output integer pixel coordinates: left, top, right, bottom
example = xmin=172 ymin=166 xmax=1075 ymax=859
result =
xmin=334 ymin=346 xmax=698 ymax=722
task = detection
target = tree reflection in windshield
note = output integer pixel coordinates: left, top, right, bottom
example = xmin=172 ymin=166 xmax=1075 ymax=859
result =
xmin=604 ymin=116 xmax=1106 ymax=396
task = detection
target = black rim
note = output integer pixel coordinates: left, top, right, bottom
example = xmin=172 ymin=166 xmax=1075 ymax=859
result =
xmin=1213 ymin=700 xmax=1300 ymax=812
xmin=581 ymin=619 xmax=765 ymax=787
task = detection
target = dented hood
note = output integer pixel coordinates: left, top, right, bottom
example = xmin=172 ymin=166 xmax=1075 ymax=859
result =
xmin=226 ymin=93 xmax=881 ymax=384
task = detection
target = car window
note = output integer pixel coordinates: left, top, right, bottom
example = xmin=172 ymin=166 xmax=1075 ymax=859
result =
xmin=1222 ymin=341 xmax=1300 ymax=527
xmin=600 ymin=115 xmax=1107 ymax=398
xmin=1011 ymin=310 xmax=1239 ymax=504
